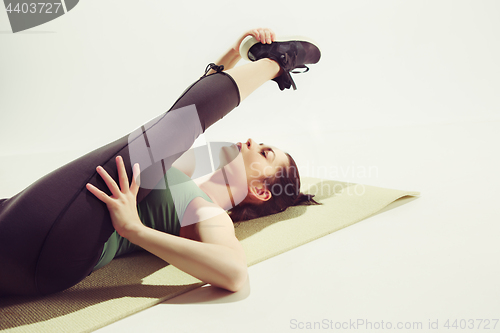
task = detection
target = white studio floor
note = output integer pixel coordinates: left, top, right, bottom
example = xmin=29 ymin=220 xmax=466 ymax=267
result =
xmin=1 ymin=1 xmax=500 ymax=332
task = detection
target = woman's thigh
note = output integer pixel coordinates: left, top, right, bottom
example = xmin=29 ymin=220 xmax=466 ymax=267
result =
xmin=0 ymin=134 xmax=131 ymax=295
xmin=0 ymin=71 xmax=239 ymax=296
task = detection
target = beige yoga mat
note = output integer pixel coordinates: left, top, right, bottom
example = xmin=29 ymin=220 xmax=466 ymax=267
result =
xmin=0 ymin=177 xmax=419 ymax=333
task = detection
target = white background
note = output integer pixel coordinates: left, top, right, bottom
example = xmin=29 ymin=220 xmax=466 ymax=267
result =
xmin=1 ymin=1 xmax=499 ymax=332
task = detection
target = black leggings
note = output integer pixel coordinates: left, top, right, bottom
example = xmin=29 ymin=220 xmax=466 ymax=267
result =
xmin=0 ymin=71 xmax=240 ymax=297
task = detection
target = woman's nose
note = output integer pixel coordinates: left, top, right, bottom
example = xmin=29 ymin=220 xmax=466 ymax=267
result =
xmin=247 ymin=138 xmax=255 ymax=149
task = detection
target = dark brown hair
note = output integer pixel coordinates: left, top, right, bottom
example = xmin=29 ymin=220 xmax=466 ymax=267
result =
xmin=228 ymin=152 xmax=321 ymax=222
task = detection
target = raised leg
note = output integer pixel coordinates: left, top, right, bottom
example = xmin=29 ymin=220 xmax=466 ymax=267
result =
xmin=224 ymin=58 xmax=281 ymax=101
xmin=0 ymin=60 xmax=280 ymax=296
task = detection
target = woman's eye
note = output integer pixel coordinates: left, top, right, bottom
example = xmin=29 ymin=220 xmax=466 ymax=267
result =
xmin=260 ymin=150 xmax=267 ymax=157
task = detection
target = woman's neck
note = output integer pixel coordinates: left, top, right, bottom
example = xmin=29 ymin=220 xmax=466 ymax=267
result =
xmin=194 ymin=165 xmax=248 ymax=211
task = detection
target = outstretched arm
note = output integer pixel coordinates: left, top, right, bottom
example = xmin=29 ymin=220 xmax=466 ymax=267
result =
xmin=128 ymin=205 xmax=247 ymax=292
xmin=86 ymin=156 xmax=247 ymax=292
xmin=205 ymin=27 xmax=276 ymax=75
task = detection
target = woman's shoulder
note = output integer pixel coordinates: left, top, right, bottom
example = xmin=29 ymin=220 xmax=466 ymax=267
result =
xmin=182 ymin=196 xmax=229 ymax=228
xmin=179 ymin=196 xmax=234 ymax=242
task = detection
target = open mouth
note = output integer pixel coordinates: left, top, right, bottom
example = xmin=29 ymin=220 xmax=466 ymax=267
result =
xmin=236 ymin=142 xmax=242 ymax=152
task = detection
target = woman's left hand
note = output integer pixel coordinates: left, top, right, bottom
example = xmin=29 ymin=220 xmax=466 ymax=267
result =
xmin=232 ymin=28 xmax=276 ymax=53
xmin=86 ymin=156 xmax=143 ymax=239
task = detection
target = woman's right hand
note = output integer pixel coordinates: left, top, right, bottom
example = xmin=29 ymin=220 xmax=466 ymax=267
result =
xmin=232 ymin=28 xmax=276 ymax=53
xmin=86 ymin=156 xmax=143 ymax=240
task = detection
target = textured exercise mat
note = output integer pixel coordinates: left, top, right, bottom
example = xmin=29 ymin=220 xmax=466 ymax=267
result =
xmin=0 ymin=177 xmax=419 ymax=332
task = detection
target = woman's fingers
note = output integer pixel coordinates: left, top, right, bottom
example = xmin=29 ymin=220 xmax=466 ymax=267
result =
xmin=263 ymin=29 xmax=271 ymax=44
xmin=252 ymin=28 xmax=260 ymax=41
xmin=117 ymin=156 xmax=140 ymax=196
xmin=252 ymin=28 xmax=274 ymax=44
xmin=116 ymin=156 xmax=130 ymax=193
xmin=86 ymin=182 xmax=112 ymax=204
xmin=236 ymin=28 xmax=275 ymax=52
xmin=87 ymin=158 xmax=140 ymax=208
xmin=96 ymin=165 xmax=121 ymax=197
xmin=270 ymin=30 xmax=276 ymax=43
xmin=90 ymin=156 xmax=139 ymax=199
xmin=257 ymin=28 xmax=266 ymax=43
xmin=130 ymin=163 xmax=141 ymax=195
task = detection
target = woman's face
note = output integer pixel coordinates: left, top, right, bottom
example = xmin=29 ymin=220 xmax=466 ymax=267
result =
xmin=236 ymin=138 xmax=289 ymax=187
xmin=216 ymin=138 xmax=290 ymax=206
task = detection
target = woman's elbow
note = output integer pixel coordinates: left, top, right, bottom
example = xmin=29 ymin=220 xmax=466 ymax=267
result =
xmin=225 ymin=265 xmax=248 ymax=292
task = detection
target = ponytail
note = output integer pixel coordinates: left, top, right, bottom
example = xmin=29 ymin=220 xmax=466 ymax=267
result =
xmin=292 ymin=192 xmax=320 ymax=206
